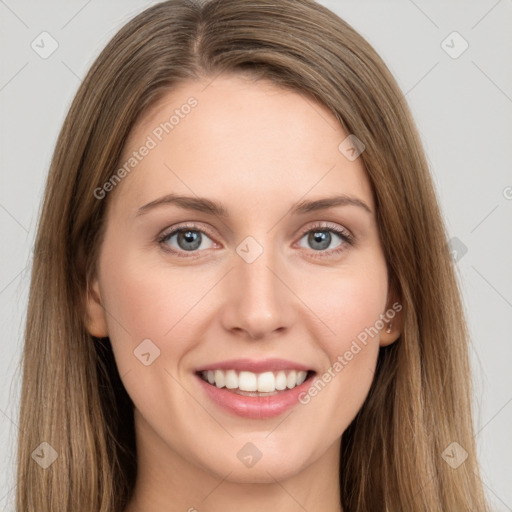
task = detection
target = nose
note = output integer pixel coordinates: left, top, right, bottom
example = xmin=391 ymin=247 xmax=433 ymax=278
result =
xmin=219 ymin=241 xmax=295 ymax=340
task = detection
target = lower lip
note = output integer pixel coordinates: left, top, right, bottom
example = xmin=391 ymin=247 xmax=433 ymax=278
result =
xmin=195 ymin=373 xmax=314 ymax=419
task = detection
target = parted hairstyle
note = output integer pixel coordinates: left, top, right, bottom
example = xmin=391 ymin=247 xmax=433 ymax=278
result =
xmin=17 ymin=0 xmax=488 ymax=510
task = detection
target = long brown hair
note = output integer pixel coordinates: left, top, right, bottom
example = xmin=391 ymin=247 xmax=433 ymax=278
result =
xmin=17 ymin=0 xmax=489 ymax=510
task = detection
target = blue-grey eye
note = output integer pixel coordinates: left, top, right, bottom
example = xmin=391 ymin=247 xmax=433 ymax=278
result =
xmin=298 ymin=229 xmax=343 ymax=251
xmin=163 ymin=229 xmax=215 ymax=252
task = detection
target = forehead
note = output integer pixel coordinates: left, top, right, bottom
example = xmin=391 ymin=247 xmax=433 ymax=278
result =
xmin=112 ymin=74 xmax=374 ymax=214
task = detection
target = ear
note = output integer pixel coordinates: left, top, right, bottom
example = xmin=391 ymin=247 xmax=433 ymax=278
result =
xmin=84 ymin=277 xmax=108 ymax=338
xmin=379 ymin=286 xmax=403 ymax=347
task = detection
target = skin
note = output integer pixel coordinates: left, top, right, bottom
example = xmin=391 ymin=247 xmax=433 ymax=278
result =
xmin=85 ymin=74 xmax=401 ymax=512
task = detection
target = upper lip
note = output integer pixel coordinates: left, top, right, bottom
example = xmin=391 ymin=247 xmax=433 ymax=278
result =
xmin=196 ymin=358 xmax=314 ymax=373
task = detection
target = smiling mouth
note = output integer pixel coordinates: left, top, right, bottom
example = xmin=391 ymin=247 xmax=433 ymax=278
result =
xmin=197 ymin=369 xmax=316 ymax=396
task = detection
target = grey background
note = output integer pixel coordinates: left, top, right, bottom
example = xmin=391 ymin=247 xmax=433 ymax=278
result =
xmin=1 ymin=0 xmax=511 ymax=510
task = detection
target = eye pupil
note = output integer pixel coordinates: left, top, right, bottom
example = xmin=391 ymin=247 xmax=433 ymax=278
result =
xmin=178 ymin=230 xmax=201 ymax=251
xmin=308 ymin=231 xmax=331 ymax=251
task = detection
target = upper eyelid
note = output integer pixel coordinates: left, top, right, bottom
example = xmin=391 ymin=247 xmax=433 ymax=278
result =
xmin=297 ymin=222 xmax=351 ymax=236
xmin=159 ymin=222 xmax=217 ymax=241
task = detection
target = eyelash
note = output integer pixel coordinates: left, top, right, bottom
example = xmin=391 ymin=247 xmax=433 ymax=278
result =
xmin=156 ymin=222 xmax=355 ymax=260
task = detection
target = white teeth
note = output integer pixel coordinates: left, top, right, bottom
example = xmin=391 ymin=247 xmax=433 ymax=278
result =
xmin=239 ymin=371 xmax=257 ymax=391
xmin=214 ymin=369 xmax=225 ymax=388
xmin=224 ymin=369 xmax=238 ymax=389
xmin=257 ymin=371 xmax=275 ymax=392
xmin=286 ymin=370 xmax=297 ymax=389
xmin=275 ymin=371 xmax=287 ymax=390
xmin=200 ymin=369 xmax=309 ymax=392
xmin=296 ymin=371 xmax=307 ymax=386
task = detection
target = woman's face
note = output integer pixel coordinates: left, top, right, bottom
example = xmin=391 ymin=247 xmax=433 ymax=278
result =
xmin=86 ymin=74 xmax=400 ymax=484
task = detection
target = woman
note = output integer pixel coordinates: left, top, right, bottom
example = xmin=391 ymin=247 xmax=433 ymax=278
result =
xmin=17 ymin=0 xmax=489 ymax=510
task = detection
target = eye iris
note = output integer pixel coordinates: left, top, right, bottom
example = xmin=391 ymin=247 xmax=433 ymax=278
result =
xmin=178 ymin=230 xmax=201 ymax=251
xmin=308 ymin=231 xmax=331 ymax=250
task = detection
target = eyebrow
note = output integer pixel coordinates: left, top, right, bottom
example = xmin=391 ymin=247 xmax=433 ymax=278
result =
xmin=136 ymin=193 xmax=373 ymax=217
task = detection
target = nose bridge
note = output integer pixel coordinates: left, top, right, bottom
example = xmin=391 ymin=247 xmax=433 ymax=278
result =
xmin=237 ymin=235 xmax=281 ymax=309
xmin=222 ymin=234 xmax=292 ymax=338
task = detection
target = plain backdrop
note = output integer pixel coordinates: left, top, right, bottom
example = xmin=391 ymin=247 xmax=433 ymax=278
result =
xmin=1 ymin=1 xmax=511 ymax=510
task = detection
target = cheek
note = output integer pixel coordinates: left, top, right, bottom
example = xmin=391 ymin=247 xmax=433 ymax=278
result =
xmin=97 ymin=256 xmax=205 ymax=429
xmin=97 ymin=247 xmax=208 ymax=375
xmin=299 ymin=258 xmax=388 ymax=355
xmin=294 ymin=261 xmax=387 ymax=426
